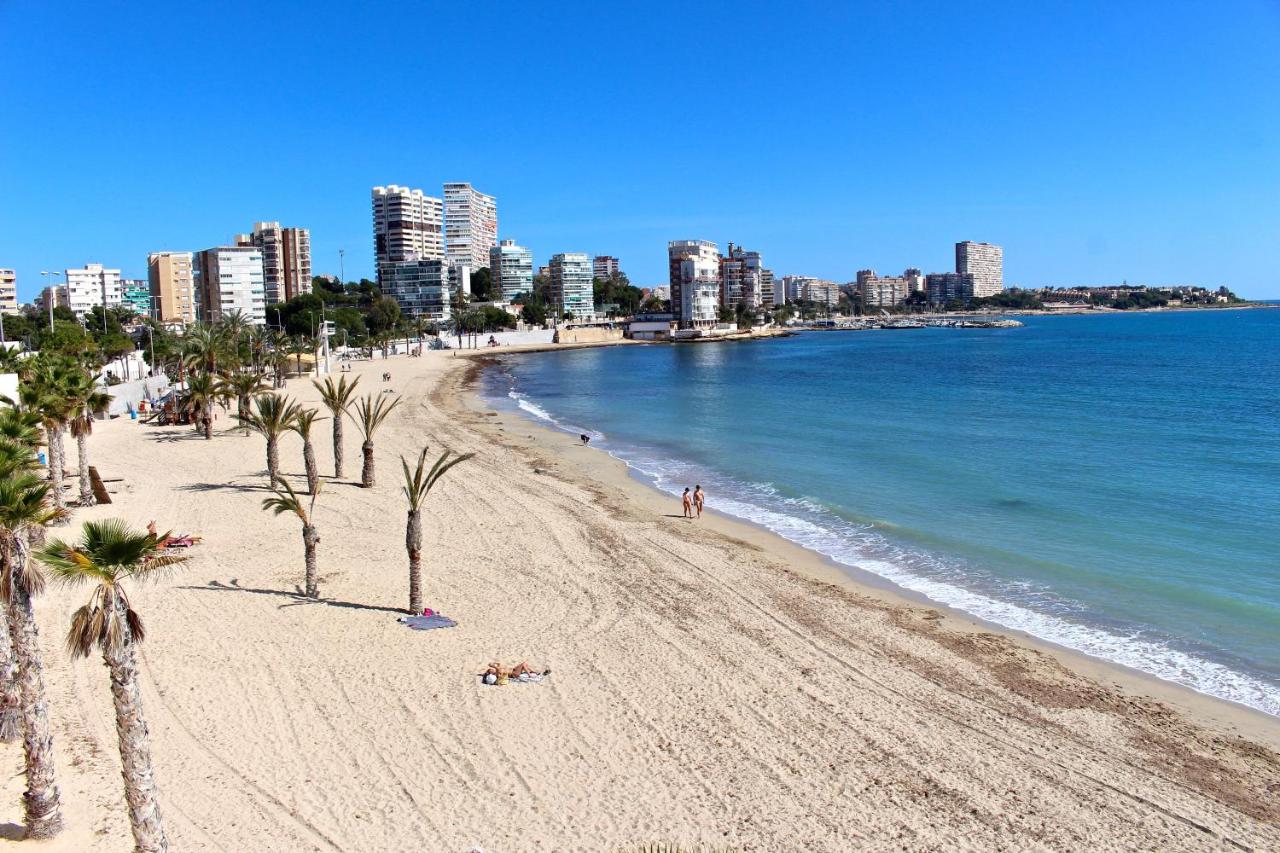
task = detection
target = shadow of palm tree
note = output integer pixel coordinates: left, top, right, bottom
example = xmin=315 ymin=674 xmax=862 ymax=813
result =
xmin=178 ymin=482 xmax=275 ymax=493
xmin=181 ymin=579 xmax=406 ymax=615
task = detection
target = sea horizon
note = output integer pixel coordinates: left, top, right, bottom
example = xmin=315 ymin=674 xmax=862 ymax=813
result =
xmin=482 ymin=309 xmax=1280 ymax=717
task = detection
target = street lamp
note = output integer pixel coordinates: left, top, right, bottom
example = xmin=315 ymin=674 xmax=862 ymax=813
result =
xmin=338 ymin=249 xmax=345 ymax=287
xmin=40 ymin=270 xmax=63 ymax=332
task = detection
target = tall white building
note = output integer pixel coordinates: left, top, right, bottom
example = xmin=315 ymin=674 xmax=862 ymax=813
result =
xmin=549 ymin=253 xmax=594 ymax=321
xmin=443 ymin=182 xmax=498 ymax=270
xmin=194 ymin=246 xmax=266 ymax=325
xmin=668 ymin=240 xmax=721 ymax=328
xmin=65 ymin=263 xmax=123 ymax=319
xmin=382 ymin=259 xmax=451 ymax=324
xmin=372 ymin=185 xmax=444 ymax=283
xmin=956 ymin=241 xmax=1003 ymax=297
xmin=856 ymin=269 xmax=913 ymax=309
xmin=238 ymin=222 xmax=311 ymax=304
xmin=0 ymin=269 xmax=16 ymax=314
xmin=490 ymin=239 xmax=533 ymax=301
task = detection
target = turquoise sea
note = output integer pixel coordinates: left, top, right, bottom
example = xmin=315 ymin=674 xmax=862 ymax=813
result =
xmin=482 ymin=310 xmax=1280 ymax=716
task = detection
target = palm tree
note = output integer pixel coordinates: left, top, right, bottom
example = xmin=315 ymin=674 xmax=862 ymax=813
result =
xmin=0 ymin=472 xmax=65 ymax=838
xmin=261 ymin=481 xmax=321 ymax=598
xmin=312 ymin=375 xmax=360 ymax=479
xmin=20 ymin=359 xmax=75 ymax=521
xmin=38 ymin=519 xmax=186 ymax=853
xmin=183 ymin=372 xmax=219 ymax=440
xmin=66 ymin=373 xmax=111 ymax=506
xmin=244 ymin=394 xmax=300 ymax=486
xmin=400 ymin=447 xmax=473 ymax=614
xmin=349 ymin=394 xmax=401 ymax=488
xmin=0 ymin=406 xmax=42 ymax=746
xmin=218 ymin=369 xmax=269 ymax=434
xmin=287 ymin=336 xmax=311 ymax=376
xmin=289 ymin=409 xmax=325 ymax=495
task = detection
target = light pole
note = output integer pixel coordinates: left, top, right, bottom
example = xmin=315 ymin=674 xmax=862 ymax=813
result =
xmin=40 ymin=270 xmax=62 ymax=332
xmin=338 ymin=249 xmax=345 ymax=287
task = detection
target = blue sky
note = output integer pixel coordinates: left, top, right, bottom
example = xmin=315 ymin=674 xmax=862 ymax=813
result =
xmin=2 ymin=1 xmax=1278 ymax=299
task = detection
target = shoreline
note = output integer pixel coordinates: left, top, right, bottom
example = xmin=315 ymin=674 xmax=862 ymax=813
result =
xmin=459 ymin=350 xmax=1280 ymax=746
xmin=10 ymin=346 xmax=1277 ymax=850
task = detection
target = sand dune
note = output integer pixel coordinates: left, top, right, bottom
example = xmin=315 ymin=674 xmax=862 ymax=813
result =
xmin=1 ymin=349 xmax=1276 ymax=851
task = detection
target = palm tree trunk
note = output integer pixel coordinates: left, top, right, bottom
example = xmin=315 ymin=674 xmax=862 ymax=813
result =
xmin=77 ymin=430 xmax=94 ymax=506
xmin=5 ymin=538 xmax=63 ymax=838
xmin=49 ymin=430 xmax=66 ymax=521
xmin=303 ymin=524 xmax=319 ymax=597
xmin=0 ymin=606 xmax=22 ymax=742
xmin=238 ymin=396 xmax=249 ymax=434
xmin=103 ymin=598 xmax=168 ymax=853
xmin=360 ymin=439 xmax=374 ymax=488
xmin=267 ymin=436 xmax=280 ymax=485
xmin=406 ymin=509 xmax=422 ymax=614
xmin=203 ymin=403 xmax=213 ymax=440
xmin=332 ymin=418 xmax=344 ymax=479
xmin=303 ymin=438 xmax=318 ymax=495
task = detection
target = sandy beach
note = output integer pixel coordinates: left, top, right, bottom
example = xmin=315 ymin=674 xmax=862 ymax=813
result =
xmin=2 ymin=346 xmax=1277 ymax=852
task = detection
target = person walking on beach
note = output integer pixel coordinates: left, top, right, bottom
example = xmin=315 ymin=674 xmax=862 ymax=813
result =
xmin=682 ymin=487 xmax=693 ymax=518
xmin=693 ymin=485 xmax=705 ymax=518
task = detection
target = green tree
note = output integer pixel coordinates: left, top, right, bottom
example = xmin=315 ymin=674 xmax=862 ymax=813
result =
xmin=38 ymin=520 xmax=186 ymax=852
xmin=66 ymin=373 xmax=111 ymax=506
xmin=469 ymin=267 xmax=492 ymax=301
xmin=290 ymin=409 xmax=325 ymax=495
xmin=366 ymin=296 xmax=402 ymax=335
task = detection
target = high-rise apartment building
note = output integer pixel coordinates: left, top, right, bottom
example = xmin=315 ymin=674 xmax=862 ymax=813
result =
xmin=238 ymin=222 xmax=311 ymax=304
xmin=668 ymin=240 xmax=721 ymax=328
xmin=549 ymin=253 xmax=594 ymax=321
xmin=592 ymin=255 xmax=620 ymax=280
xmin=490 ymin=239 xmax=533 ymax=301
xmin=955 ymin=241 xmax=1003 ymax=297
xmin=120 ymin=279 xmax=151 ymax=316
xmin=720 ymin=243 xmax=771 ymax=311
xmin=372 ymin=185 xmax=444 ymax=284
xmin=780 ymin=275 xmax=839 ymax=307
xmin=65 ymin=263 xmax=123 ymax=319
xmin=857 ymin=269 xmax=914 ymax=309
xmin=381 ymin=259 xmax=451 ymax=323
xmin=443 ymin=182 xmax=498 ymax=270
xmin=0 ymin=269 xmax=17 ymax=314
xmin=148 ymin=252 xmax=197 ymax=324
xmin=926 ymin=272 xmax=975 ymax=305
xmin=193 ymin=247 xmax=266 ymax=325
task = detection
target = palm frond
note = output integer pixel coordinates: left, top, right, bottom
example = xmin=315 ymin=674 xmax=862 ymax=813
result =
xmin=349 ymin=394 xmax=402 ymax=440
xmin=261 ymin=481 xmax=309 ymax=522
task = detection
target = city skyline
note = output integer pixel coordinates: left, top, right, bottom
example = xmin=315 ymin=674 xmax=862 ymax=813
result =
xmin=2 ymin=3 xmax=1278 ymax=299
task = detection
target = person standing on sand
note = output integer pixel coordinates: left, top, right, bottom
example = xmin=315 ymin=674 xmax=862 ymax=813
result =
xmin=682 ymin=488 xmax=693 ymax=518
xmin=694 ymin=485 xmax=705 ymax=518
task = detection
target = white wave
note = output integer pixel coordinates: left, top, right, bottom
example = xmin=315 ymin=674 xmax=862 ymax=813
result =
xmin=497 ymin=383 xmax=1280 ymax=718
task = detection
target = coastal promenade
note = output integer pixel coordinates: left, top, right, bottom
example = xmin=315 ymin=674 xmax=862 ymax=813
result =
xmin=5 ymin=349 xmax=1276 ymax=851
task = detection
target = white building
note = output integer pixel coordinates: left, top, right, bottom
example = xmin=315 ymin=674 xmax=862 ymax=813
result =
xmin=549 ymin=253 xmax=594 ymax=321
xmin=857 ymin=269 xmax=914 ymax=309
xmin=382 ymin=259 xmax=451 ymax=324
xmin=668 ymin=240 xmax=721 ymax=328
xmin=0 ymin=269 xmax=16 ymax=314
xmin=956 ymin=241 xmax=1003 ymax=297
xmin=443 ymin=182 xmax=498 ymax=270
xmin=65 ymin=263 xmax=123 ymax=319
xmin=780 ymin=275 xmax=840 ymax=307
xmin=490 ymin=239 xmax=533 ymax=301
xmin=194 ymin=247 xmax=266 ymax=325
xmin=721 ymin=243 xmax=770 ymax=310
xmin=679 ymin=256 xmax=720 ymax=328
xmin=372 ymin=185 xmax=444 ymax=283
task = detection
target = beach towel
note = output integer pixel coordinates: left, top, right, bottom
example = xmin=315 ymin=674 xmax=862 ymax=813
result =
xmin=398 ymin=614 xmax=457 ymax=631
